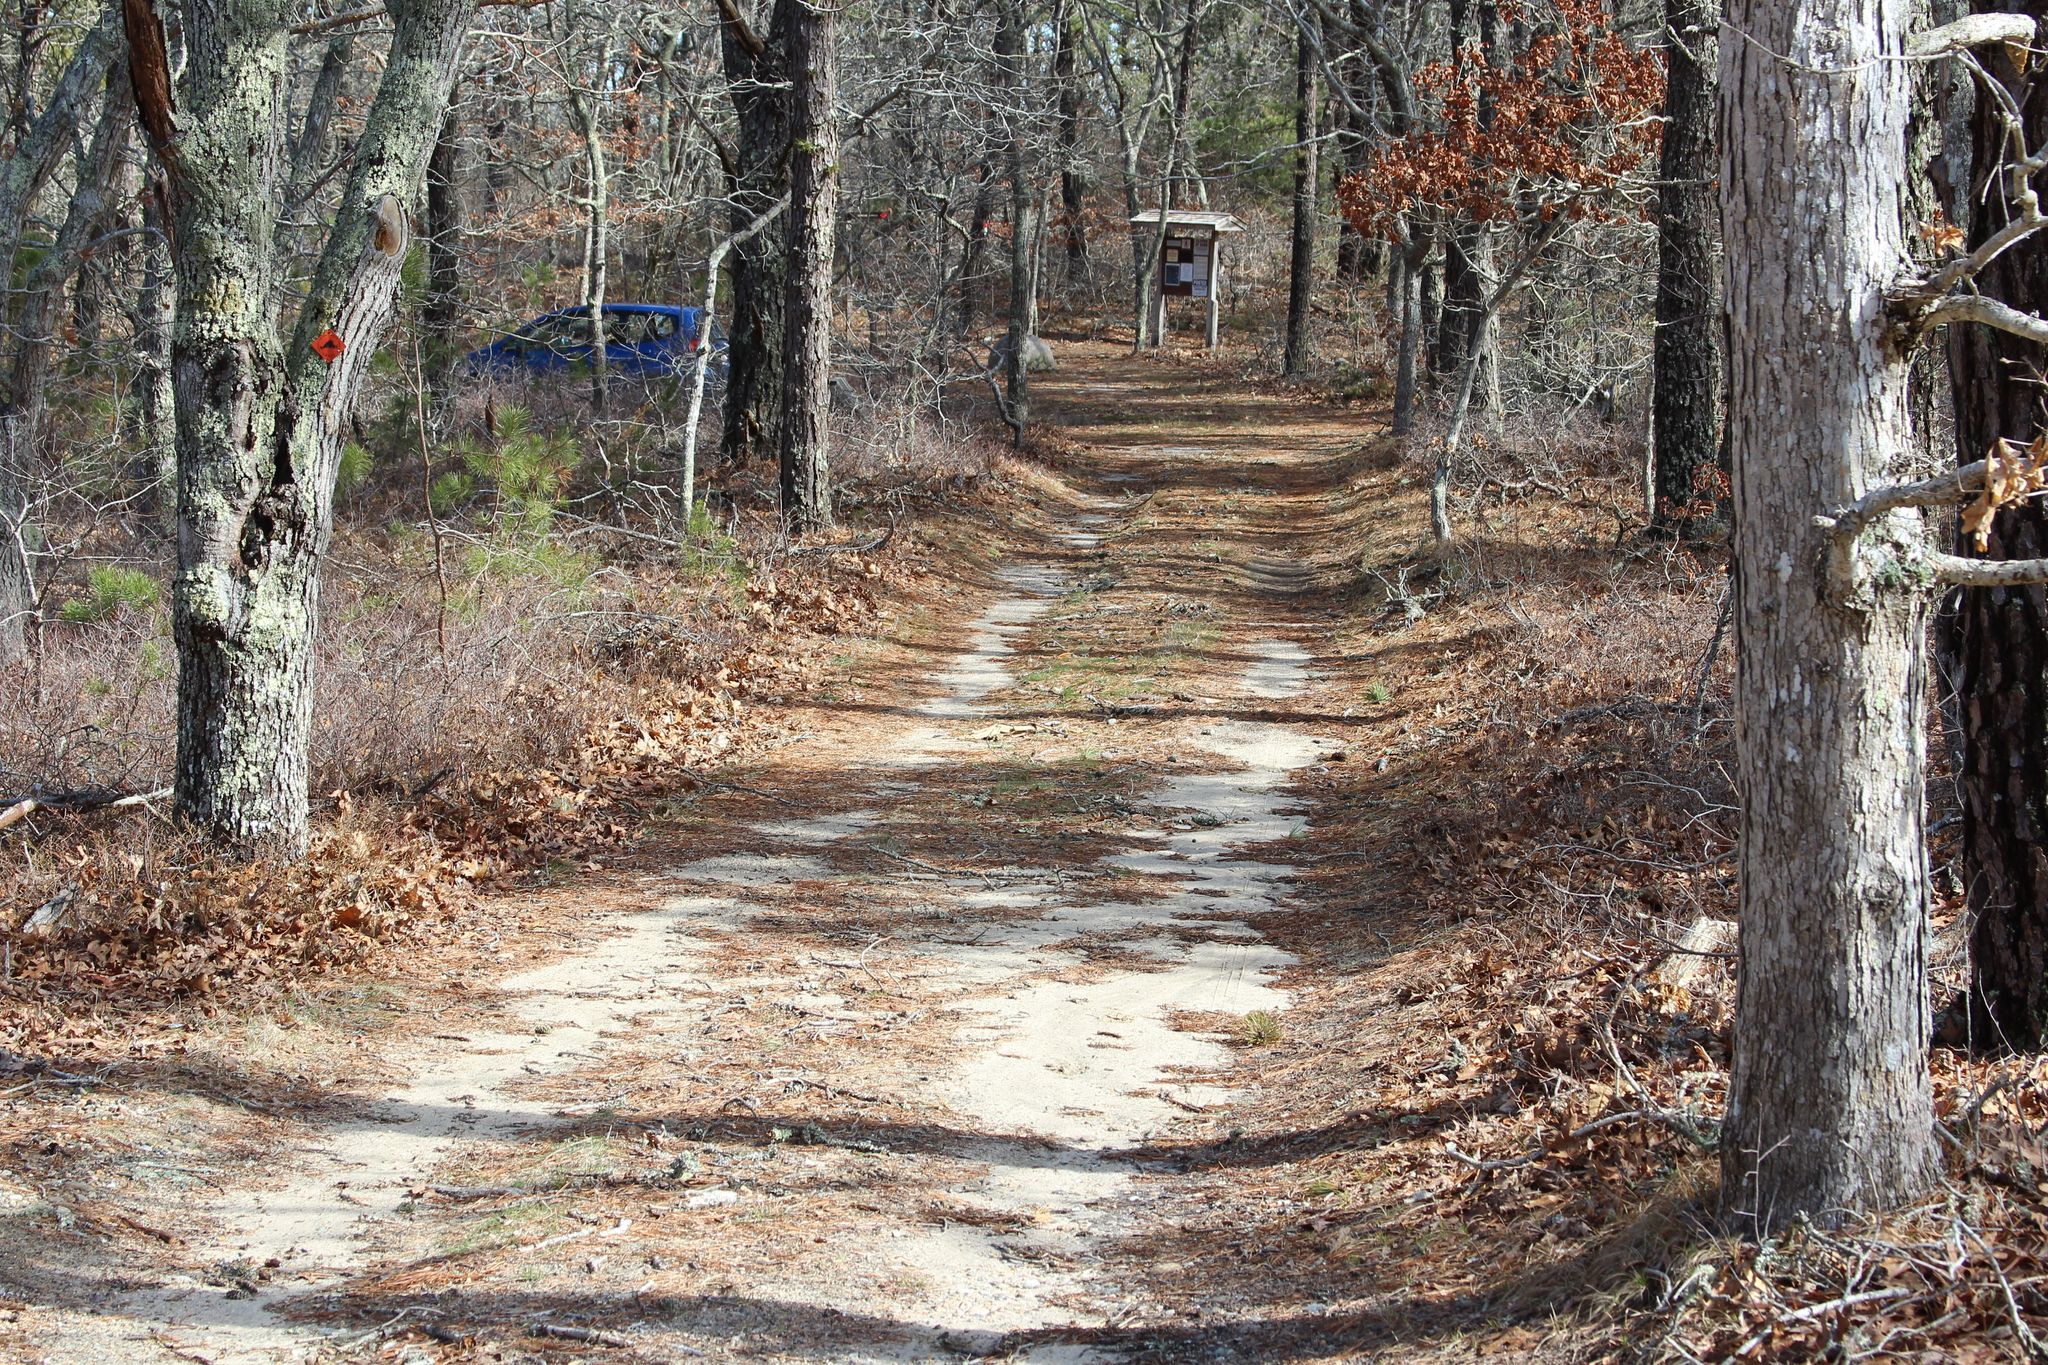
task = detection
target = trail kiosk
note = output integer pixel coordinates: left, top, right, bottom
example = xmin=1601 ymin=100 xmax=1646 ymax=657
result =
xmin=1130 ymin=208 xmax=1246 ymax=348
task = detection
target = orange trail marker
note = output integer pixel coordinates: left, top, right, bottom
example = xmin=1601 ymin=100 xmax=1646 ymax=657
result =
xmin=311 ymin=328 xmax=345 ymax=363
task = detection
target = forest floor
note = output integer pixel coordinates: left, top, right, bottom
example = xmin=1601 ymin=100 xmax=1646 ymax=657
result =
xmin=7 ymin=335 xmax=2034 ymax=1363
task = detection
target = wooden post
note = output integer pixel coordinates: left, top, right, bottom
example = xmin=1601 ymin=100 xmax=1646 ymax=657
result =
xmin=1205 ymin=232 xmax=1221 ymax=348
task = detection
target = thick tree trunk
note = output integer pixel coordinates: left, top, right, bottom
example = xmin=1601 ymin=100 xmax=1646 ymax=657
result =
xmin=1650 ymin=0 xmax=1720 ymax=532
xmin=777 ymin=0 xmax=834 ymax=531
xmin=1947 ymin=7 xmax=2048 ymax=1051
xmin=1283 ymin=17 xmax=1318 ymax=378
xmin=161 ymin=0 xmax=474 ymax=855
xmin=1719 ymin=0 xmax=1936 ymax=1226
xmin=718 ymin=0 xmax=789 ymax=466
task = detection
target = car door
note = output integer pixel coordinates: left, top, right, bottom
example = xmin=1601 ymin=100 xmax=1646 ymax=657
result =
xmin=601 ymin=308 xmax=660 ymax=376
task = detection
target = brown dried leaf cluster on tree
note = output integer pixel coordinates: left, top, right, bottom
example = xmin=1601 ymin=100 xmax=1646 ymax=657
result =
xmin=1963 ymin=435 xmax=2048 ymax=551
xmin=1337 ymin=0 xmax=1664 ymax=239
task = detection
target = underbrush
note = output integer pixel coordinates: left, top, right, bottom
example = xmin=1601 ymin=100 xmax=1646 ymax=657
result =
xmin=1192 ymin=430 xmax=2044 ymax=1359
xmin=0 ymin=390 xmax=989 ymax=1046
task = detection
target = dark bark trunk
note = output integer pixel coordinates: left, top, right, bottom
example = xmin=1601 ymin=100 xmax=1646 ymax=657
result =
xmin=423 ymin=106 xmax=461 ymax=391
xmin=998 ymin=0 xmax=1029 ymax=441
xmin=778 ymin=0 xmax=835 ymax=530
xmin=718 ymin=0 xmax=790 ymax=466
xmin=1420 ymin=258 xmax=1440 ymax=370
xmin=956 ymin=159 xmax=994 ymax=336
xmin=1650 ymin=0 xmax=1720 ymax=532
xmin=1392 ymin=227 xmax=1426 ymax=436
xmin=1947 ymin=5 xmax=2048 ymax=1051
xmin=1283 ymin=16 xmax=1318 ymax=378
xmin=1054 ymin=1 xmax=1085 ymax=281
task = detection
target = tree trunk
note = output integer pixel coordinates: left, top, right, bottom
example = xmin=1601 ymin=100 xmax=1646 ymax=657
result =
xmin=1283 ymin=15 xmax=1318 ymax=378
xmin=717 ymin=0 xmax=790 ymax=466
xmin=0 ymin=2 xmax=119 ymax=665
xmin=134 ymin=176 xmax=177 ymax=528
xmin=1392 ymin=226 xmax=1427 ymax=437
xmin=956 ymin=159 xmax=994 ymax=336
xmin=569 ymin=62 xmax=610 ymax=415
xmin=159 ymin=0 xmax=474 ymax=856
xmin=1054 ymin=0 xmax=1086 ymax=282
xmin=777 ymin=0 xmax=835 ymax=531
xmin=4 ymin=59 xmax=129 ymax=457
xmin=1946 ymin=7 xmax=2048 ymax=1051
xmin=423 ymin=106 xmax=462 ymax=391
xmin=1650 ymin=0 xmax=1720 ymax=533
xmin=1133 ymin=0 xmax=1200 ymax=352
xmin=1719 ymin=0 xmax=1936 ymax=1226
xmin=998 ymin=0 xmax=1029 ymax=442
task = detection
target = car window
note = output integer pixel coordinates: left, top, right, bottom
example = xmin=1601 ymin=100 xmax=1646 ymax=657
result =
xmin=604 ymin=310 xmax=662 ymax=344
xmin=646 ymin=312 xmax=678 ymax=340
xmin=532 ymin=313 xmax=589 ymax=347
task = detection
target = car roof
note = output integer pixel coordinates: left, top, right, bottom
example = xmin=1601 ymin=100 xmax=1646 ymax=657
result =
xmin=533 ymin=303 xmax=692 ymax=319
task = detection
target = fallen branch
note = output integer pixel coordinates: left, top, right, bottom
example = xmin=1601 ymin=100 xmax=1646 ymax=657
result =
xmin=0 ymin=785 xmax=170 ymax=832
xmin=528 ymin=1322 xmax=630 ymax=1348
xmin=785 ymin=513 xmax=901 ymax=558
xmin=679 ymin=770 xmax=794 ymax=806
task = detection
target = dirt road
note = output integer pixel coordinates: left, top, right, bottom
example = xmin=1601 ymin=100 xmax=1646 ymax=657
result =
xmin=16 ymin=339 xmax=1376 ymax=1362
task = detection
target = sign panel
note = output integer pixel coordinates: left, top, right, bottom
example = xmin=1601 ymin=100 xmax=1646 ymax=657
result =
xmin=1160 ymin=234 xmax=1212 ymax=298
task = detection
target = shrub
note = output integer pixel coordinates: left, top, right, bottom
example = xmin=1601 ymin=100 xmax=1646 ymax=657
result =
xmin=58 ymin=565 xmax=160 ymax=623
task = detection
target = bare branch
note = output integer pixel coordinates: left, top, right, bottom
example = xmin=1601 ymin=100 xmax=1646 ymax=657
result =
xmin=1920 ymin=293 xmax=2048 ymax=346
xmin=1814 ymin=458 xmax=1995 ymax=541
xmin=1907 ymin=12 xmax=2036 ymax=57
xmin=1928 ymin=551 xmax=2048 ymax=588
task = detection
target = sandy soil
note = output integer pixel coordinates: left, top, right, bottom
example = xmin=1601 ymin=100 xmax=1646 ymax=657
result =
xmin=1 ymin=336 xmax=1378 ymax=1363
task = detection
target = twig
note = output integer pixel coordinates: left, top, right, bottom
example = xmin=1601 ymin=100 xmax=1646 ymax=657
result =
xmin=1730 ymin=1286 xmax=1914 ymax=1356
xmin=785 ymin=514 xmax=900 ymax=558
xmin=679 ymin=770 xmax=794 ymax=805
xmin=528 ymin=1322 xmax=630 ymax=1348
xmin=1960 ymin=1219 xmax=2048 ymax=1361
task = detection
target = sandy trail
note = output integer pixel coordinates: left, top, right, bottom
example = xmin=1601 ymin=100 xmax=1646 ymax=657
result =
xmin=63 ymin=439 xmax=1329 ymax=1361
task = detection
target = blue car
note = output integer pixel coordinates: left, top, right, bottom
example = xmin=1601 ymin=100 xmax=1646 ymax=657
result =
xmin=465 ymin=304 xmax=728 ymax=382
